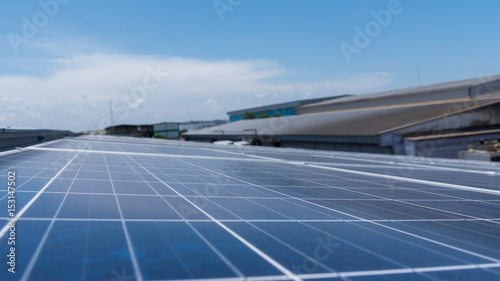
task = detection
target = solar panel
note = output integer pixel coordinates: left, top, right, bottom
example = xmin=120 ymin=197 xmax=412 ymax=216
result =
xmin=1 ymin=136 xmax=500 ymax=280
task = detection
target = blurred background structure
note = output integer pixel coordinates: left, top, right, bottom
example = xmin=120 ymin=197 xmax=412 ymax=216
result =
xmin=184 ymin=75 xmax=500 ymax=160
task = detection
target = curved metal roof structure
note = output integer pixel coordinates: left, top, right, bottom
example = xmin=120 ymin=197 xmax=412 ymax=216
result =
xmin=185 ymin=98 xmax=500 ymax=138
xmin=297 ymin=74 xmax=500 ymax=115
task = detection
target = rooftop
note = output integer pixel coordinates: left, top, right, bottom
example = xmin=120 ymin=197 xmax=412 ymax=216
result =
xmin=298 ymin=74 xmax=500 ymax=112
xmin=185 ymin=97 xmax=500 ymax=137
xmin=227 ymin=95 xmax=350 ymax=116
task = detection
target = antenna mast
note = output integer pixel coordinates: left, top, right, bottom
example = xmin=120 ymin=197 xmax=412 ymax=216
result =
xmin=109 ymin=100 xmax=114 ymax=134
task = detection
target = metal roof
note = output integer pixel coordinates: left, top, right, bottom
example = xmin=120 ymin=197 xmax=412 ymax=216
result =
xmin=185 ymin=98 xmax=500 ymax=137
xmin=405 ymin=128 xmax=500 ymax=141
xmin=297 ymin=74 xmax=500 ymax=113
xmin=105 ymin=124 xmax=152 ymax=130
xmin=227 ymin=95 xmax=349 ymax=116
xmin=180 ymin=119 xmax=228 ymax=125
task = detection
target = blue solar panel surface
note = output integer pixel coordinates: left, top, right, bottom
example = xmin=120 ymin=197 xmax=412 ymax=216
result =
xmin=1 ymin=136 xmax=500 ymax=281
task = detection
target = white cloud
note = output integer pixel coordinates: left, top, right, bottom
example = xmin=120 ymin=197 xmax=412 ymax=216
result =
xmin=0 ymin=53 xmax=394 ymax=131
xmin=203 ymin=98 xmax=224 ymax=112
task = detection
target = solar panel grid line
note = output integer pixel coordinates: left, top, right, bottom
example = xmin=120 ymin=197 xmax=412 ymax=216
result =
xmin=431 ymin=162 xmax=500 ymax=173
xmin=118 ymin=263 xmax=500 ymax=281
xmin=213 ymin=145 xmax=500 ymax=174
xmin=19 ymin=144 xmax=91 ymax=281
xmin=146 ymin=173 xmax=289 ymax=221
xmin=0 ymin=150 xmax=45 ymax=166
xmin=185 ymin=221 xmax=245 ymax=278
xmin=258 ymin=217 xmax=487 ymax=280
xmin=234 ymin=159 xmax=500 ymax=257
xmin=250 ymin=163 xmax=500 ymax=225
xmin=110 ymin=142 xmax=303 ymax=281
xmin=28 ymin=146 xmax=275 ymax=163
xmin=129 ymin=160 xmax=313 ymax=275
xmin=241 ymin=162 xmax=459 ymax=199
xmin=147 ymin=163 xmax=350 ymax=221
xmin=206 ymin=147 xmax=500 ymax=192
xmin=371 ymin=221 xmax=500 ymax=264
xmin=245 ymin=276 xmax=290 ymax=281
xmin=102 ymin=143 xmax=145 ymax=281
xmin=332 ymin=155 xmax=498 ymax=176
xmin=292 ymin=169 xmax=500 ymax=220
xmin=210 ymin=147 xmax=498 ymax=177
xmin=168 ymin=156 xmax=500 ymax=266
xmin=162 ymin=276 xmax=289 ymax=281
xmin=109 ymin=147 xmax=256 ymax=277
xmin=380 ymin=222 xmax=500 ymax=259
xmin=0 ymin=143 xmax=88 ymax=239
xmin=109 ymin=153 xmax=188 ymax=221
xmin=0 ymin=217 xmax=500 ymax=223
xmin=70 ymin=136 xmax=185 ymax=148
xmin=291 ymin=221 xmax=420 ymax=273
xmin=2 ymin=137 xmax=499 ymax=280
xmin=296 ymin=262 xmax=500 ymax=279
xmin=239 ymin=224 xmax=338 ymax=274
xmin=313 ymin=220 xmax=482 ymax=268
xmin=0 ymin=150 xmax=70 ymax=175
xmin=128 ymin=162 xmax=271 ymax=221
xmin=0 ymin=151 xmax=70 ymax=203
xmin=227 ymin=149 xmax=500 ymax=195
xmin=136 ymin=160 xmax=345 ymax=222
xmin=25 ymin=138 xmax=66 ymax=149
xmin=0 ymin=149 xmax=24 ymax=158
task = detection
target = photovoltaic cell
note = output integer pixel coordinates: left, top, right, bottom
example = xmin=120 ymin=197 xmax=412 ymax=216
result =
xmin=0 ymin=135 xmax=499 ymax=280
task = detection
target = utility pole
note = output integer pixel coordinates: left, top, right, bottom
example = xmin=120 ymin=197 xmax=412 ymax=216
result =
xmin=109 ymin=100 xmax=114 ymax=134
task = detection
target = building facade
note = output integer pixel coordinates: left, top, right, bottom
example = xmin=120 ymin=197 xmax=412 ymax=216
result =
xmin=152 ymin=122 xmax=180 ymax=139
xmin=180 ymin=120 xmax=228 ymax=132
xmin=227 ymin=96 xmax=348 ymax=122
xmin=105 ymin=124 xmax=153 ymax=137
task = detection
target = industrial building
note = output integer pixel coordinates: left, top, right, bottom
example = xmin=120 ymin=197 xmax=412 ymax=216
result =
xmin=296 ymin=75 xmax=500 ymax=114
xmin=184 ymin=75 xmax=500 ymax=159
xmin=105 ymin=123 xmax=181 ymax=139
xmin=180 ymin=120 xmax=228 ymax=132
xmin=105 ymin=124 xmax=153 ymax=137
xmin=227 ymin=96 xmax=349 ymax=122
xmin=152 ymin=122 xmax=180 ymax=139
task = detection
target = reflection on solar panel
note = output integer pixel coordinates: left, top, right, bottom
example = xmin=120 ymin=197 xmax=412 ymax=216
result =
xmin=1 ymin=135 xmax=500 ymax=281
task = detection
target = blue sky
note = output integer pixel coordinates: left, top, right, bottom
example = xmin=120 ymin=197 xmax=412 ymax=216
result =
xmin=1 ymin=0 xmax=500 ymax=131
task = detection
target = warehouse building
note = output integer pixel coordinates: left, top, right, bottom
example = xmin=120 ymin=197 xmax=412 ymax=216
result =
xmin=105 ymin=124 xmax=153 ymax=137
xmin=152 ymin=122 xmax=180 ymax=139
xmin=296 ymin=75 xmax=500 ymax=115
xmin=227 ymin=96 xmax=349 ymax=122
xmin=180 ymin=120 xmax=228 ymax=132
xmin=184 ymin=75 xmax=500 ymax=159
